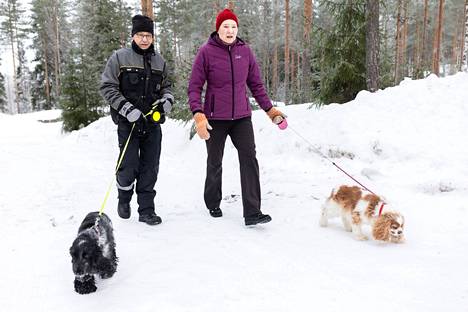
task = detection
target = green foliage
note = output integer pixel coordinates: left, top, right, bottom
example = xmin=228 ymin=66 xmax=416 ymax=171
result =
xmin=318 ymin=0 xmax=367 ymax=104
xmin=60 ymin=48 xmax=104 ymax=131
xmin=29 ymin=0 xmax=71 ymax=110
xmin=60 ymin=0 xmax=131 ymax=132
xmin=155 ymin=0 xmax=215 ymax=122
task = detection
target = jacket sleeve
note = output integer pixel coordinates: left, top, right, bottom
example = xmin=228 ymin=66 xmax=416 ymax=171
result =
xmin=160 ymin=59 xmax=174 ymax=102
xmin=187 ymin=46 xmax=207 ymax=114
xmin=100 ymin=51 xmax=128 ymax=112
xmin=246 ymin=47 xmax=273 ymax=111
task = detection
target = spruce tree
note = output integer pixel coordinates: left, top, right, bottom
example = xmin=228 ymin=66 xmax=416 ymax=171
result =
xmin=318 ymin=0 xmax=367 ymax=104
xmin=60 ymin=0 xmax=130 ymax=131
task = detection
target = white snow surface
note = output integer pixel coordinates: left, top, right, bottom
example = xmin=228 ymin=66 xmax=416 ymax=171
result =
xmin=1 ymin=73 xmax=467 ymax=311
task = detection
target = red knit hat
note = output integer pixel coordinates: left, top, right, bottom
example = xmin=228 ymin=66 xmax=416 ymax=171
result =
xmin=215 ymin=9 xmax=238 ymax=31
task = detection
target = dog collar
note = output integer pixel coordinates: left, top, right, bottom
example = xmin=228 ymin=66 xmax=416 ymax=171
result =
xmin=378 ymin=202 xmax=386 ymax=216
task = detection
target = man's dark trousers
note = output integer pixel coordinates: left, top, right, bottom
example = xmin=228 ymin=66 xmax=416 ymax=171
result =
xmin=116 ymin=120 xmax=162 ymax=215
xmin=204 ymin=117 xmax=262 ymax=218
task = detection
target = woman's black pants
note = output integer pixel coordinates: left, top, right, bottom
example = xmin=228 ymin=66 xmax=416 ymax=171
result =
xmin=204 ymin=117 xmax=262 ymax=218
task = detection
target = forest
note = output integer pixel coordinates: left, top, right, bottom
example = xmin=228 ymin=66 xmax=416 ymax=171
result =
xmin=0 ymin=0 xmax=466 ymax=131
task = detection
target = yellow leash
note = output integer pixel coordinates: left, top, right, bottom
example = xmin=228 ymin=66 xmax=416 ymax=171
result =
xmin=98 ymin=109 xmax=163 ymax=216
xmin=99 ymin=123 xmax=136 ymax=216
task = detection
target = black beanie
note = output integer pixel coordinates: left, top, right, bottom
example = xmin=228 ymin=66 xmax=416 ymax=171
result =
xmin=131 ymin=15 xmax=154 ymax=36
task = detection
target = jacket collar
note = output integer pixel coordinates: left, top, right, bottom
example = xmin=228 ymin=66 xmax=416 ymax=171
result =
xmin=131 ymin=40 xmax=155 ymax=56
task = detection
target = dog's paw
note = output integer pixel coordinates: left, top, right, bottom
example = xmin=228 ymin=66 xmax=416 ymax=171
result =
xmin=319 ymin=217 xmax=328 ymax=227
xmin=74 ymin=276 xmax=97 ymax=294
xmin=391 ymin=235 xmax=406 ymax=244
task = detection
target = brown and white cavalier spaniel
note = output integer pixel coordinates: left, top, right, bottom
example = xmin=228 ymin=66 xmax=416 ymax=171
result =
xmin=319 ymin=185 xmax=405 ymax=243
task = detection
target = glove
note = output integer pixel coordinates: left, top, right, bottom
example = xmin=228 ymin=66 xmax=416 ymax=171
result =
xmin=193 ymin=112 xmax=212 ymax=140
xmin=119 ymin=102 xmax=142 ymax=123
xmin=266 ymin=107 xmax=287 ymax=124
xmin=153 ymin=94 xmax=174 ymax=114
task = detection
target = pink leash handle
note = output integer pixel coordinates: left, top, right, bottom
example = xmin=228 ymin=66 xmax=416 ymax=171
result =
xmin=273 ymin=116 xmax=288 ymax=130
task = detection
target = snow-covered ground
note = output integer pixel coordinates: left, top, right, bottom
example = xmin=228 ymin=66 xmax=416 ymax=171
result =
xmin=1 ymin=73 xmax=467 ymax=311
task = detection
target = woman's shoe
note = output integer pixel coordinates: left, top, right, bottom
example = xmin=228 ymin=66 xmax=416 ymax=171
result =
xmin=209 ymin=207 xmax=223 ymax=218
xmin=245 ymin=213 xmax=272 ymax=226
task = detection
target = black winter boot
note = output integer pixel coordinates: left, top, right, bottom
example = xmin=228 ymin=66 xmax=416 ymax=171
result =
xmin=139 ymin=212 xmax=162 ymax=225
xmin=245 ymin=213 xmax=272 ymax=226
xmin=209 ymin=207 xmax=223 ymax=218
xmin=117 ymin=202 xmax=131 ymax=219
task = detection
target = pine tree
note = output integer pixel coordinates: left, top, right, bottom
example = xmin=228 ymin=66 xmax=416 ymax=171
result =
xmin=366 ymin=0 xmax=379 ymax=92
xmin=432 ymin=0 xmax=445 ymax=76
xmin=301 ymin=0 xmax=314 ymax=103
xmin=284 ymin=0 xmax=290 ymax=104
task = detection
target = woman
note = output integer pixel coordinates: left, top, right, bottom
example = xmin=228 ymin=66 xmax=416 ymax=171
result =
xmin=188 ymin=9 xmax=285 ymax=226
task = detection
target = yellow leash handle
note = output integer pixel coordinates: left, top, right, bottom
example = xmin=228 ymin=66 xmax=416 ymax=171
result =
xmin=99 ymin=123 xmax=136 ymax=216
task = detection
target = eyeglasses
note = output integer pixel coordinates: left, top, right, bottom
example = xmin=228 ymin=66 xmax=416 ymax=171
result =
xmin=135 ymin=33 xmax=152 ymax=40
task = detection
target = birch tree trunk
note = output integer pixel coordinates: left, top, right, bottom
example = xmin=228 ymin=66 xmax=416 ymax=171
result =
xmin=432 ymin=0 xmax=445 ymax=76
xmin=5 ymin=1 xmax=20 ymax=114
xmin=366 ymin=0 xmax=379 ymax=92
xmin=42 ymin=35 xmax=51 ymax=109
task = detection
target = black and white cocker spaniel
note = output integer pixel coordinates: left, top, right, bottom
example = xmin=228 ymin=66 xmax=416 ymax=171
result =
xmin=70 ymin=212 xmax=118 ymax=294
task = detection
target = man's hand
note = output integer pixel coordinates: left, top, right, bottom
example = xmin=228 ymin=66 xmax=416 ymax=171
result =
xmin=119 ymin=102 xmax=142 ymax=123
xmin=153 ymin=94 xmax=174 ymax=114
xmin=193 ymin=112 xmax=212 ymax=140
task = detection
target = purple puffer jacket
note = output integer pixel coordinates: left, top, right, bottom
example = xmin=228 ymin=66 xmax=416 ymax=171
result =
xmin=188 ymin=32 xmax=273 ymax=120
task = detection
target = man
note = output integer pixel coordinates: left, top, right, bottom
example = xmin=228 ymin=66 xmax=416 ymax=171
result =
xmin=100 ymin=14 xmax=173 ymax=226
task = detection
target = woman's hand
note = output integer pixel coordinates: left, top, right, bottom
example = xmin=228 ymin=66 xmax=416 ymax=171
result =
xmin=266 ymin=107 xmax=287 ymax=124
xmin=193 ymin=113 xmax=213 ymax=140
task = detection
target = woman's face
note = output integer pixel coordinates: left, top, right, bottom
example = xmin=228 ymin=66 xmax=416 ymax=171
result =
xmin=218 ymin=19 xmax=238 ymax=44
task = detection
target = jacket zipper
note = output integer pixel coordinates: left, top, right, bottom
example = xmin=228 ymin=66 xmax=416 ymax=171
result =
xmin=143 ymin=53 xmax=151 ymax=112
xmin=210 ymin=94 xmax=215 ymax=117
xmin=228 ymin=46 xmax=235 ymax=120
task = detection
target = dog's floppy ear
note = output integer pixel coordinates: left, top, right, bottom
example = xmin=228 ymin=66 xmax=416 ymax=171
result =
xmin=372 ymin=215 xmax=392 ymax=241
xmin=70 ymin=239 xmax=80 ymax=259
xmin=85 ymin=240 xmax=103 ymax=263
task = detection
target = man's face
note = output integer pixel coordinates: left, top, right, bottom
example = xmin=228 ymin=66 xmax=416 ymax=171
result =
xmin=218 ymin=19 xmax=237 ymax=44
xmin=133 ymin=32 xmax=153 ymax=50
